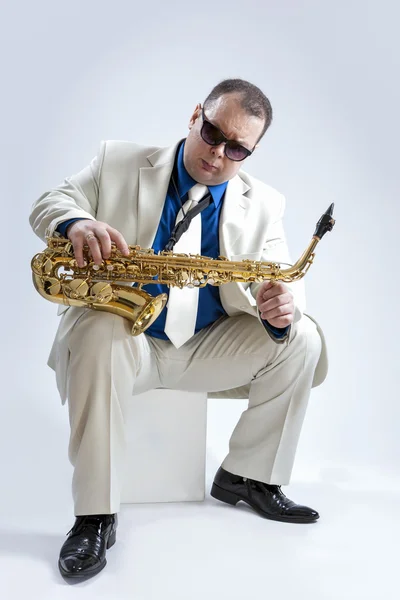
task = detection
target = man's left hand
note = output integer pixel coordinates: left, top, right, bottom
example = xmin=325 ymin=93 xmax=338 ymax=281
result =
xmin=256 ymin=281 xmax=295 ymax=329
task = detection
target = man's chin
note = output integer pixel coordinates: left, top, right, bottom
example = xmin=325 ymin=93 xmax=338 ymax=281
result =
xmin=187 ymin=161 xmax=221 ymax=185
xmin=194 ymin=169 xmax=220 ymax=186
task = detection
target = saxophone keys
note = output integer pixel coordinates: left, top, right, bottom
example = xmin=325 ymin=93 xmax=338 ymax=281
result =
xmin=43 ymin=278 xmax=61 ymax=296
xmin=90 ymin=282 xmax=113 ymax=303
xmin=65 ymin=279 xmax=90 ymax=299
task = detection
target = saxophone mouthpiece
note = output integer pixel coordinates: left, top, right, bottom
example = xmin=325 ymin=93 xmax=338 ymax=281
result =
xmin=313 ymin=203 xmax=335 ymax=240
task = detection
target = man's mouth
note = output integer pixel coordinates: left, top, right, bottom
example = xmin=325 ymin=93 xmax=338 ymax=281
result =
xmin=201 ymin=159 xmax=217 ymax=172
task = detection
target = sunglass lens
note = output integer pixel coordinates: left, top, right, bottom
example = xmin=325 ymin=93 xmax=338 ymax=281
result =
xmin=202 ymin=120 xmax=223 ymax=145
xmin=225 ymin=143 xmax=249 ymax=161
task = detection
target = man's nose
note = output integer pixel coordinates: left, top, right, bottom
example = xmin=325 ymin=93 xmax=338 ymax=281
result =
xmin=211 ymin=143 xmax=225 ymax=158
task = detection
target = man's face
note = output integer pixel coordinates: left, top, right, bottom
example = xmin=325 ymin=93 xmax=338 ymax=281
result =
xmin=183 ymin=93 xmax=265 ymax=186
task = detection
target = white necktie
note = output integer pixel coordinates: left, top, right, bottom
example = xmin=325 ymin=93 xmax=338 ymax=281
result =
xmin=164 ymin=183 xmax=208 ymax=348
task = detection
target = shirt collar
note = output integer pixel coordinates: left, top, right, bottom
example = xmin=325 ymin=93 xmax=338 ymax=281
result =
xmin=175 ymin=140 xmax=228 ymax=208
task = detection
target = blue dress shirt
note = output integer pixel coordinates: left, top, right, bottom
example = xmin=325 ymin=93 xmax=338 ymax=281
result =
xmin=56 ymin=141 xmax=288 ymax=339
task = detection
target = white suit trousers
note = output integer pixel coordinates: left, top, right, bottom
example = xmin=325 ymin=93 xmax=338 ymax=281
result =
xmin=61 ymin=308 xmax=321 ymax=515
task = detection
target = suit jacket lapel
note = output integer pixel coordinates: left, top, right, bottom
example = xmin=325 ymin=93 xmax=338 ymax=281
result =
xmin=136 ymin=140 xmax=182 ymax=248
xmin=219 ymin=173 xmax=251 ymax=258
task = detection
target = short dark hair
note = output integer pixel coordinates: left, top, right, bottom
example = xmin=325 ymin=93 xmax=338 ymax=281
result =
xmin=203 ymin=78 xmax=273 ymax=141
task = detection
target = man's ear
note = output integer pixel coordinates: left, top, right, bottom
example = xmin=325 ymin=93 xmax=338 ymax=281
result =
xmin=188 ymin=103 xmax=202 ymax=130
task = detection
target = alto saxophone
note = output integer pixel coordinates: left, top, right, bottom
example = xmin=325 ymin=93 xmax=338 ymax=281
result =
xmin=31 ymin=204 xmax=335 ymax=335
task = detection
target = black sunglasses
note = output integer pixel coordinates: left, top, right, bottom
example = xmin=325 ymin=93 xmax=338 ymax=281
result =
xmin=200 ymin=108 xmax=254 ymax=162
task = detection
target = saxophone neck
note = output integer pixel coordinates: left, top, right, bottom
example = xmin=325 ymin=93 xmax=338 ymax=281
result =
xmin=280 ymin=204 xmax=335 ymax=280
xmin=280 ymin=238 xmax=319 ymax=280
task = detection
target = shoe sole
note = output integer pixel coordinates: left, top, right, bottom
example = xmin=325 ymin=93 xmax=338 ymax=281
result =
xmin=58 ymin=530 xmax=117 ymax=580
xmin=210 ymin=482 xmax=319 ymax=524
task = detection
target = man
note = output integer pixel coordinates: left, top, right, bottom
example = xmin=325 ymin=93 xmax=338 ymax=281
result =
xmin=29 ymin=78 xmax=328 ymax=581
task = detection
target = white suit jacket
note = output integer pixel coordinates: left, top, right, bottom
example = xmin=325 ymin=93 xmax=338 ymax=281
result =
xmin=29 ymin=139 xmax=328 ymax=401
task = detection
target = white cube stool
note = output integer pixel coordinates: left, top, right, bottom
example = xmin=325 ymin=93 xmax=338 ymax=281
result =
xmin=121 ymin=389 xmax=208 ymax=504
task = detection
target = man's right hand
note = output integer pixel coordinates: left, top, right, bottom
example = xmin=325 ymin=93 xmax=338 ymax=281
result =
xmin=66 ymin=219 xmax=130 ymax=268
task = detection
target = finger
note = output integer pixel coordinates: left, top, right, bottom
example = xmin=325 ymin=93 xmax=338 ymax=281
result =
xmin=260 ymin=306 xmax=293 ymax=323
xmin=85 ymin=234 xmax=103 ymax=265
xmin=108 ymin=228 xmax=130 ymax=256
xmin=261 ymin=303 xmax=293 ymax=321
xmin=258 ymin=293 xmax=293 ymax=314
xmin=261 ymin=313 xmax=293 ymax=328
xmin=256 ymin=280 xmax=274 ymax=303
xmin=262 ymin=283 xmax=288 ymax=301
xmin=261 ymin=303 xmax=293 ymax=322
xmin=72 ymin=237 xmax=85 ymax=268
xmin=95 ymin=229 xmax=112 ymax=259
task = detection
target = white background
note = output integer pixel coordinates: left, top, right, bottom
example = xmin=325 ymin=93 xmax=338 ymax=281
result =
xmin=0 ymin=1 xmax=399 ymax=598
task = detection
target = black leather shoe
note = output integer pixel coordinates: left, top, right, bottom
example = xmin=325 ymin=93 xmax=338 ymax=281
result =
xmin=211 ymin=467 xmax=319 ymax=523
xmin=58 ymin=514 xmax=118 ymax=580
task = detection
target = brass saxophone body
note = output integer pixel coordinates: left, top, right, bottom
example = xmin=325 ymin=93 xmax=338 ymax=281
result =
xmin=31 ymin=205 xmax=335 ymax=335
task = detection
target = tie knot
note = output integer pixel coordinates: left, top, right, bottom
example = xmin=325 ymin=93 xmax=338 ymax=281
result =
xmin=188 ymin=183 xmax=208 ymax=204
